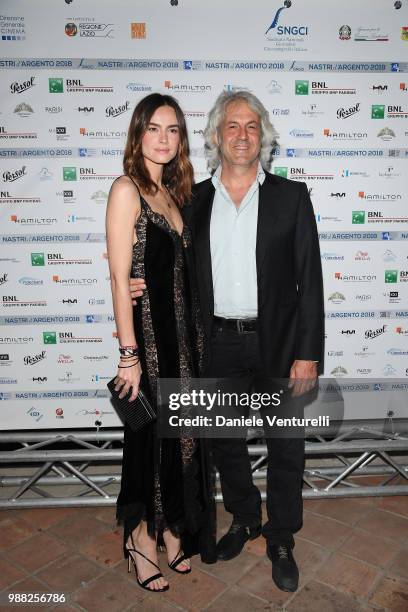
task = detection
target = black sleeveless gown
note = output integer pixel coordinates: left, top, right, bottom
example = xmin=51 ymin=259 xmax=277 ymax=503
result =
xmin=116 ymin=196 xmax=216 ymax=563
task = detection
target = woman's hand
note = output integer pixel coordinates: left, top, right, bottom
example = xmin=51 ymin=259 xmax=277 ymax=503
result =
xmin=114 ymin=361 xmax=142 ymax=402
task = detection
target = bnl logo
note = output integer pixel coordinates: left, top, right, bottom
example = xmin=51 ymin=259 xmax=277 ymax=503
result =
xmin=265 ymin=0 xmax=292 ymax=35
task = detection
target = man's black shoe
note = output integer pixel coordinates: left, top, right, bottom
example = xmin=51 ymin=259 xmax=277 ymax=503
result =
xmin=216 ymin=521 xmax=261 ymax=561
xmin=267 ymin=543 xmax=299 ymax=592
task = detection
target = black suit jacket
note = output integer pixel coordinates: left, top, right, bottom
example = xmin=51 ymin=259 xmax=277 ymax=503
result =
xmin=182 ymin=171 xmax=325 ymax=378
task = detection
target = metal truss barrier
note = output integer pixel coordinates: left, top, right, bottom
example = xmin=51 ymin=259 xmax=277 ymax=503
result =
xmin=0 ymin=422 xmax=407 ymax=509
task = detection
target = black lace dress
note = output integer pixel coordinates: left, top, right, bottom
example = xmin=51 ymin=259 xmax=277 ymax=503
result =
xmin=116 ymin=194 xmax=216 ymax=564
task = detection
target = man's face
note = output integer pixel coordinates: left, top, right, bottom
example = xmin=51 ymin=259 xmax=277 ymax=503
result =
xmin=217 ymin=100 xmax=262 ymax=168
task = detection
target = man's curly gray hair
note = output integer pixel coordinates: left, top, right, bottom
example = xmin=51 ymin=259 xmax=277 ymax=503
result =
xmin=203 ymin=90 xmax=278 ymax=172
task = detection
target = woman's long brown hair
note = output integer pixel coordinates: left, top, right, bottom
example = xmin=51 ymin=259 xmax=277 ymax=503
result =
xmin=123 ymin=93 xmax=194 ymax=207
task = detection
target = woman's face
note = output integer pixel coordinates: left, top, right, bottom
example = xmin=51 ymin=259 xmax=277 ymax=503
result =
xmin=141 ymin=105 xmax=180 ymax=166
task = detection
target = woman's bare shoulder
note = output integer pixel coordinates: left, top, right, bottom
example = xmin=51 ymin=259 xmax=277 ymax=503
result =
xmin=110 ymin=174 xmax=140 ymax=197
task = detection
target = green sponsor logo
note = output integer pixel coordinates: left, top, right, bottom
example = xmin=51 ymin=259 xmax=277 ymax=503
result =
xmin=63 ymin=167 xmax=77 ymax=181
xmin=352 ymin=211 xmax=365 ymax=224
xmin=31 ymin=252 xmax=45 ymax=266
xmin=43 ymin=331 xmax=57 ymax=344
xmin=295 ymin=80 xmax=309 ymax=95
xmin=273 ymin=166 xmax=288 ymax=178
xmin=385 ymin=270 xmax=398 ymax=283
xmin=371 ymin=105 xmax=385 ymax=119
xmin=49 ymin=78 xmax=63 ymax=93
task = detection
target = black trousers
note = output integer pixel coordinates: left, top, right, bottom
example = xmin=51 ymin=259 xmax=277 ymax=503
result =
xmin=205 ymin=327 xmax=305 ymax=547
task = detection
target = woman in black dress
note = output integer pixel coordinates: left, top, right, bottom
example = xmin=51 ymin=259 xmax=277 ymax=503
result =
xmin=106 ymin=94 xmax=215 ymax=593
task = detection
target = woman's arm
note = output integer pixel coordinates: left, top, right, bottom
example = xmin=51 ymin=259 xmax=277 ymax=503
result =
xmin=106 ymin=176 xmax=141 ymax=401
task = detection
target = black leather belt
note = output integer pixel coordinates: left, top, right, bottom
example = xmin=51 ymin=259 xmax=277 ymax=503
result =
xmin=213 ymin=316 xmax=258 ymax=333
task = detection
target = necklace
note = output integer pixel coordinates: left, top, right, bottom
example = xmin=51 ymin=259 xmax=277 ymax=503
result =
xmin=160 ymin=185 xmax=172 ymax=209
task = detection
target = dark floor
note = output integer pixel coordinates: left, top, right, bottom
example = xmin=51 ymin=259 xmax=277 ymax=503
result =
xmin=1 ymin=493 xmax=408 ymax=611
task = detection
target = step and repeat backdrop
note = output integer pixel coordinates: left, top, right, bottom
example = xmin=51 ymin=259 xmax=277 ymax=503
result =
xmin=0 ymin=0 xmax=407 ymax=429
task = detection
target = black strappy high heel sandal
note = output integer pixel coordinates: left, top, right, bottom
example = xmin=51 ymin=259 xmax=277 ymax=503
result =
xmin=168 ymin=549 xmax=191 ymax=574
xmin=126 ymin=534 xmax=169 ymax=592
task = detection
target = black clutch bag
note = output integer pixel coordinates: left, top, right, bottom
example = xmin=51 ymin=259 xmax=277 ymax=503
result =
xmin=107 ymin=378 xmax=156 ymax=432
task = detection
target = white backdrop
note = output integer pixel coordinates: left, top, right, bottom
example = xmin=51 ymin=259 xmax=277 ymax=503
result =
xmin=0 ymin=0 xmax=407 ymax=429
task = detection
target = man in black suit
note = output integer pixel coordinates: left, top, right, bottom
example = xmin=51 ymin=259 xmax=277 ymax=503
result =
xmin=184 ymin=91 xmax=324 ymax=592
xmin=131 ymin=90 xmax=324 ymax=592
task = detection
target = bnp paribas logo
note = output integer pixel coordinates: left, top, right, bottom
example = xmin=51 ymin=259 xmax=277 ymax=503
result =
xmin=31 ymin=252 xmax=45 ymax=266
xmin=43 ymin=331 xmax=57 ymax=344
xmin=63 ymin=167 xmax=77 ymax=181
xmin=371 ymin=105 xmax=385 ymax=119
xmin=49 ymin=78 xmax=63 ymax=93
xmin=273 ymin=166 xmax=288 ymax=178
xmin=295 ymin=80 xmax=309 ymax=95
xmin=385 ymin=270 xmax=398 ymax=283
xmin=352 ymin=211 xmax=365 ymax=224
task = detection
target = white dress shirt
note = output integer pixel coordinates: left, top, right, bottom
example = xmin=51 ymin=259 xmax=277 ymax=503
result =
xmin=210 ymin=163 xmax=265 ymax=318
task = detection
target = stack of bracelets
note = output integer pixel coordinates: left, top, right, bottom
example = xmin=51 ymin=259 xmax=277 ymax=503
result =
xmin=118 ymin=345 xmax=140 ymax=368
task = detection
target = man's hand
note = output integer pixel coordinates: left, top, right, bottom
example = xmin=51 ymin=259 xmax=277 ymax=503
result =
xmin=288 ymin=360 xmax=317 ymax=397
xmin=129 ymin=277 xmax=146 ymax=305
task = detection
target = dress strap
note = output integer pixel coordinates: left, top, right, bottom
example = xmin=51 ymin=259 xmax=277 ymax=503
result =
xmin=126 ymin=175 xmax=147 ymax=211
xmin=127 ymin=175 xmax=141 ymax=196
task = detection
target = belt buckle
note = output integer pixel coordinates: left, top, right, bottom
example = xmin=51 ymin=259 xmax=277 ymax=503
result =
xmin=237 ymin=319 xmax=245 ymax=333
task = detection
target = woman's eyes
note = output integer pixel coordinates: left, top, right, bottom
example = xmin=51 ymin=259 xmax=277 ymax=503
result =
xmin=146 ymin=126 xmax=179 ymax=134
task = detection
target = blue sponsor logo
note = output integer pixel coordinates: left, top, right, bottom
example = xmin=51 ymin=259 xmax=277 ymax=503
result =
xmin=79 ymin=148 xmax=97 ymax=157
xmin=183 ymin=60 xmax=193 ymax=70
xmin=19 ymin=277 xmax=43 ymax=286
xmin=265 ymin=1 xmax=292 ymax=35
xmin=387 ymin=348 xmax=408 ymax=356
xmin=265 ymin=1 xmax=308 ymax=39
